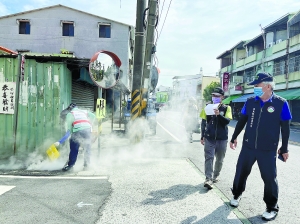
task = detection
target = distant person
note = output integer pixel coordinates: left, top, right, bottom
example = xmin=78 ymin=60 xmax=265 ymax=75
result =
xmin=229 ymin=72 xmax=292 ymax=221
xmin=183 ymin=99 xmax=199 ymax=143
xmin=200 ymin=87 xmax=232 ymax=189
xmin=54 ymin=103 xmax=97 ymax=171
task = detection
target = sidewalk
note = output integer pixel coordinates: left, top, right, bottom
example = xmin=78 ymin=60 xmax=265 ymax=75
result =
xmin=92 ymin=119 xmax=247 ymax=223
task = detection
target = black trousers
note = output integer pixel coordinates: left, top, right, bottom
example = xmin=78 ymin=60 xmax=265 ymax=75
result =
xmin=232 ymin=145 xmax=279 ymax=211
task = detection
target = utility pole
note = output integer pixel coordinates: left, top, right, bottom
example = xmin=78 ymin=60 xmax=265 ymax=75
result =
xmin=141 ymin=0 xmax=158 ymax=114
xmin=131 ymin=0 xmax=147 ymax=120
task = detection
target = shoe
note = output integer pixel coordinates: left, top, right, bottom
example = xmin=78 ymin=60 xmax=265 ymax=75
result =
xmin=262 ymin=209 xmax=278 ymax=221
xmin=83 ymin=165 xmax=91 ymax=171
xmin=204 ymin=180 xmax=213 ymax=189
xmin=230 ymin=196 xmax=241 ymax=207
xmin=212 ymin=178 xmax=219 ymax=183
xmin=62 ymin=164 xmax=73 ymax=172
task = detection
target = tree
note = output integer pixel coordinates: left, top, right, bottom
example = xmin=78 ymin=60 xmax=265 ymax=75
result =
xmin=203 ymin=81 xmax=221 ymax=102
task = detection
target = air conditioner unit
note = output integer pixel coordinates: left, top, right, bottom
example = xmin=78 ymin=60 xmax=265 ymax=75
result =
xmin=276 ymin=39 xmax=282 ymax=44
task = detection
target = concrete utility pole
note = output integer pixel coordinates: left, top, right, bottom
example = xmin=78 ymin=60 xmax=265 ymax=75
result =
xmin=131 ymin=0 xmax=147 ymax=120
xmin=141 ymin=0 xmax=158 ymax=110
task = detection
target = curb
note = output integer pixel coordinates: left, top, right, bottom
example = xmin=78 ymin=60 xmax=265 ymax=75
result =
xmin=186 ymin=158 xmax=251 ymax=224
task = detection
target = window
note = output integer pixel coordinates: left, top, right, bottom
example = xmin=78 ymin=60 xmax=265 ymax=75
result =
xmin=62 ymin=22 xmax=74 ymax=36
xmin=273 ymin=58 xmax=286 ymax=76
xmin=289 ymin=54 xmax=300 ymax=73
xmin=244 ymin=69 xmax=255 ymax=82
xmin=99 ymin=24 xmax=111 ymax=38
xmin=19 ymin=21 xmax=30 ymax=34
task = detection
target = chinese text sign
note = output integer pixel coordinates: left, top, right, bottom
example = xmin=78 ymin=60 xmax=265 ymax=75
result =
xmin=1 ymin=82 xmax=16 ymax=114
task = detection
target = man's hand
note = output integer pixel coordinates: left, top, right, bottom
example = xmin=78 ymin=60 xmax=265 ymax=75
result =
xmin=201 ymin=138 xmax=205 ymax=145
xmin=54 ymin=142 xmax=60 ymax=147
xmin=230 ymin=139 xmax=237 ymax=150
xmin=213 ymin=109 xmax=220 ymax=116
xmin=278 ymin=149 xmax=289 ymax=162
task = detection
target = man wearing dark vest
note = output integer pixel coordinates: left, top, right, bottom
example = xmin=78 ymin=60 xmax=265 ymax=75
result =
xmin=229 ymin=72 xmax=292 ymax=221
xmin=200 ymin=87 xmax=232 ymax=189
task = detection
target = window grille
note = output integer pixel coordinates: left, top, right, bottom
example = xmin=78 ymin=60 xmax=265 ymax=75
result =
xmin=288 ymin=55 xmax=300 ymax=73
xmin=273 ymin=59 xmax=285 ymax=76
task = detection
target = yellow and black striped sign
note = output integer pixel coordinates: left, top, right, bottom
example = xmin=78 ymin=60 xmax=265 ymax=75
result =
xmin=131 ymin=89 xmax=141 ymax=120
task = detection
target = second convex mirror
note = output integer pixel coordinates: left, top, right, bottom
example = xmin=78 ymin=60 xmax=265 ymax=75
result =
xmin=89 ymin=52 xmax=120 ymax=88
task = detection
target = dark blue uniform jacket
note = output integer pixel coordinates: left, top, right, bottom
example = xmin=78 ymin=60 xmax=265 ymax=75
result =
xmin=242 ymin=94 xmax=287 ymax=151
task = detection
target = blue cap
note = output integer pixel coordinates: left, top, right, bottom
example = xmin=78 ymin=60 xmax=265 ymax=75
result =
xmin=247 ymin=72 xmax=273 ymax=85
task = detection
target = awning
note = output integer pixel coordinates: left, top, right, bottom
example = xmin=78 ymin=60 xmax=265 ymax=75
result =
xmin=222 ymin=95 xmax=242 ymax=104
xmin=232 ymin=93 xmax=255 ymax=103
xmin=275 ymin=88 xmax=300 ymax=100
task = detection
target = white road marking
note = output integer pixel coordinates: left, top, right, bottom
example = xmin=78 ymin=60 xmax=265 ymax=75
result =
xmin=160 ymin=117 xmax=185 ymax=128
xmin=157 ymin=121 xmax=182 ymax=142
xmin=0 ymin=185 xmax=15 ymax=195
xmin=0 ymin=175 xmax=108 ymax=180
xmin=77 ymin=201 xmax=93 ymax=207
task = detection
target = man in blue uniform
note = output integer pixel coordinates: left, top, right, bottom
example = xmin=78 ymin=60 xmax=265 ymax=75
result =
xmin=229 ymin=72 xmax=292 ymax=221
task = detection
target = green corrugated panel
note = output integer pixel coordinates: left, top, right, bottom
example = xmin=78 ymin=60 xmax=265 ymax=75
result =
xmin=0 ymin=57 xmax=18 ymax=158
xmin=0 ymin=56 xmax=72 ymax=159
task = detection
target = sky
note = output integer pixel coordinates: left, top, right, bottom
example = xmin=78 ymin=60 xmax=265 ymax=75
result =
xmin=1 ymin=0 xmax=300 ymax=87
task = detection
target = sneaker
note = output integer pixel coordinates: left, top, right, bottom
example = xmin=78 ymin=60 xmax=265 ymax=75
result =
xmin=212 ymin=178 xmax=219 ymax=183
xmin=62 ymin=164 xmax=73 ymax=172
xmin=230 ymin=196 xmax=241 ymax=207
xmin=262 ymin=209 xmax=278 ymax=221
xmin=204 ymin=180 xmax=213 ymax=190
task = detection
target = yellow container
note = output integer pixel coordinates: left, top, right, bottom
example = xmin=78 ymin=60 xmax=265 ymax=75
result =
xmin=46 ymin=144 xmax=60 ymax=161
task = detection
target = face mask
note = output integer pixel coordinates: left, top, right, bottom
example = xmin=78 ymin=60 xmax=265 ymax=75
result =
xmin=212 ymin=97 xmax=221 ymax=104
xmin=254 ymin=87 xmax=264 ymax=97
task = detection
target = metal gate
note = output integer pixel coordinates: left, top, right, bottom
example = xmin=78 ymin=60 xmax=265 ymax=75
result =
xmin=72 ymin=80 xmax=95 ymax=111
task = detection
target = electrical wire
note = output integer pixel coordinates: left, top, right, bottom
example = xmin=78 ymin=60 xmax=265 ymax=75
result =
xmin=156 ymin=0 xmax=172 ymax=44
xmin=157 ymin=0 xmax=166 ymax=27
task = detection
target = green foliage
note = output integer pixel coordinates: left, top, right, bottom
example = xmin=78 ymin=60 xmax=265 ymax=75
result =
xmin=203 ymin=81 xmax=221 ymax=102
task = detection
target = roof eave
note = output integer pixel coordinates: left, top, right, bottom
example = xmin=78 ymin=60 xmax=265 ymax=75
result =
xmin=0 ymin=4 xmax=134 ymax=27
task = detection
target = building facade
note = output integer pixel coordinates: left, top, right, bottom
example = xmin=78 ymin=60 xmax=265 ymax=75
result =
xmin=0 ymin=4 xmax=134 ymax=97
xmin=0 ymin=5 xmax=134 ymax=159
xmin=217 ymin=11 xmax=300 ymax=123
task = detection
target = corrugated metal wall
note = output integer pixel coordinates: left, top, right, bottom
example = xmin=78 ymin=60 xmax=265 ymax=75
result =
xmin=0 ymin=56 xmax=18 ymax=158
xmin=0 ymin=56 xmax=72 ymax=159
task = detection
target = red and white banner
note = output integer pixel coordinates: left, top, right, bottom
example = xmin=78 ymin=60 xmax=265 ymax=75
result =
xmin=222 ymin=72 xmax=230 ymax=92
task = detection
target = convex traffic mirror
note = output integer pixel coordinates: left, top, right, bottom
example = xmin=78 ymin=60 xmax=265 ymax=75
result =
xmin=89 ymin=51 xmax=121 ymax=89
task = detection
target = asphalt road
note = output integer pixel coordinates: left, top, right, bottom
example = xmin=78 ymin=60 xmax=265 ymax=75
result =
xmin=0 ymin=175 xmax=110 ymax=224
